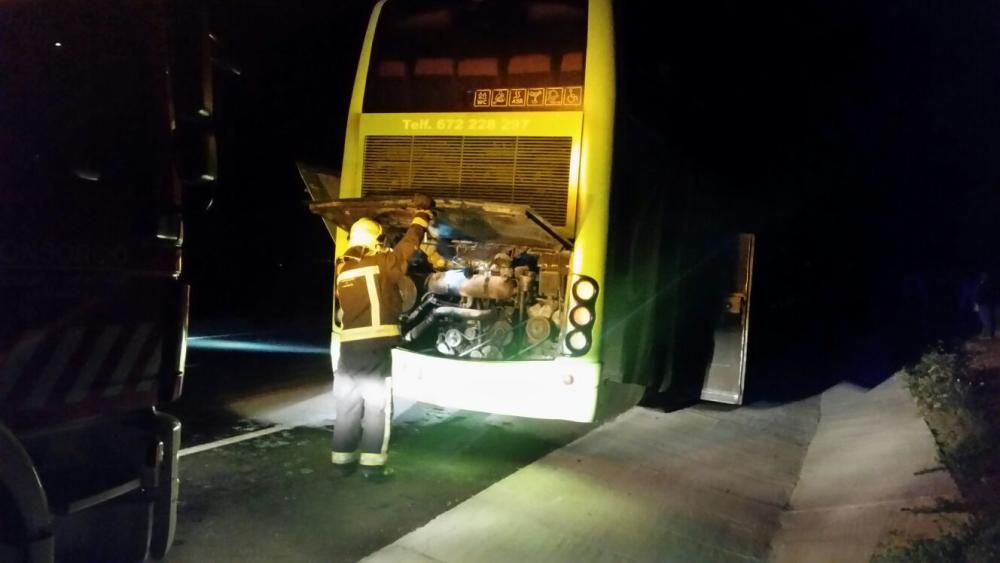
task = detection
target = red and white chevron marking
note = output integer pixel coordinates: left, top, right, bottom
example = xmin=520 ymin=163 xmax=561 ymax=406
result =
xmin=0 ymin=322 xmax=164 ymax=412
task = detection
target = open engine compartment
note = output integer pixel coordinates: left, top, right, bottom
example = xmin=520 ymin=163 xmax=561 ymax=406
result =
xmin=399 ymin=238 xmax=571 ymax=360
xmin=308 ymin=196 xmax=574 ymax=362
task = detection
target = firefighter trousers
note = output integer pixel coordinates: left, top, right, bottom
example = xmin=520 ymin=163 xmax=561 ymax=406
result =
xmin=331 ymin=341 xmax=394 ymax=467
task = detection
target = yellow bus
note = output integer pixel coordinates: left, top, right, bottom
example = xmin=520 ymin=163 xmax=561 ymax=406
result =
xmin=303 ymin=0 xmax=754 ymax=423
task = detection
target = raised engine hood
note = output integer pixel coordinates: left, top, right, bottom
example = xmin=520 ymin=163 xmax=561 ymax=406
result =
xmin=309 ymin=197 xmax=571 ymax=252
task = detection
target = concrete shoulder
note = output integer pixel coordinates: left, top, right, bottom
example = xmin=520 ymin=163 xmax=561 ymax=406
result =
xmin=364 ymin=398 xmax=820 ymax=563
xmin=771 ymin=375 xmax=963 ymax=562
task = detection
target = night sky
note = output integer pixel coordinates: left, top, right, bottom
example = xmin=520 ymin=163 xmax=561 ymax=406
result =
xmin=185 ymin=0 xmax=1000 ymax=378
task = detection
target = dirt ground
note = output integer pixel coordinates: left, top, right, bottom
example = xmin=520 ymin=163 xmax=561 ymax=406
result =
xmin=966 ymin=337 xmax=1000 ymax=485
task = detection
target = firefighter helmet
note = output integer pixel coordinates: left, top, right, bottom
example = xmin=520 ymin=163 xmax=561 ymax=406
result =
xmin=348 ymin=217 xmax=383 ymax=249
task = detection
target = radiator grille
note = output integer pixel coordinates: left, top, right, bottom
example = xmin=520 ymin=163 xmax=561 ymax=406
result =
xmin=362 ymin=135 xmax=573 ymax=226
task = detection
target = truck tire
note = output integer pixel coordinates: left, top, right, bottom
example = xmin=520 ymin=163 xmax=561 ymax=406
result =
xmin=149 ymin=412 xmax=181 ymax=560
xmin=0 ymin=486 xmax=28 ymax=563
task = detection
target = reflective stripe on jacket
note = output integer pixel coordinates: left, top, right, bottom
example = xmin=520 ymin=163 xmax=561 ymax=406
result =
xmin=336 ymin=214 xmax=429 ymax=342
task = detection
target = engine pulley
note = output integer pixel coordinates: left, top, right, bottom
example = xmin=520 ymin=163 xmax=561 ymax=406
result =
xmin=525 ymin=317 xmax=553 ymax=344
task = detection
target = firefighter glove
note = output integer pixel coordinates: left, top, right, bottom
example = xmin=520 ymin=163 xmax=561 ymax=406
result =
xmin=414 ymin=209 xmax=434 ymax=228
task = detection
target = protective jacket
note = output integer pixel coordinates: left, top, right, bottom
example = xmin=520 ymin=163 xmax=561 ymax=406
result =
xmin=336 ymin=212 xmax=430 ymax=343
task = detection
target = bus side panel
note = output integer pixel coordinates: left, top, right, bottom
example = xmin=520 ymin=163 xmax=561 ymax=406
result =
xmin=601 ymin=189 xmax=675 ymax=388
xmin=601 ymin=109 xmax=687 ymax=391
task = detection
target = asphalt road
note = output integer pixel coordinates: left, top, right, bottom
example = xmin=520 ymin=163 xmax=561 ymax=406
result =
xmin=164 ymin=320 xmax=600 ymax=562
xmin=158 ymin=317 xmax=930 ymax=562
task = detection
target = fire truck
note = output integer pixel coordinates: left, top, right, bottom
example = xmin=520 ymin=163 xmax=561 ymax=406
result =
xmin=0 ymin=0 xmax=214 ymax=560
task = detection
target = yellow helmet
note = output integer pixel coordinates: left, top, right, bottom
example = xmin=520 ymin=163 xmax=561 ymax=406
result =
xmin=348 ymin=217 xmax=383 ymax=249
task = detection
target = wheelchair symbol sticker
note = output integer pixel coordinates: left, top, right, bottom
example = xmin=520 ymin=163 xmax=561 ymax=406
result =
xmin=564 ymin=86 xmax=582 ymax=105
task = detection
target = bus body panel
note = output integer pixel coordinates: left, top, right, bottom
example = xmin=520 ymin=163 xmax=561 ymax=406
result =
xmin=574 ymin=0 xmax=616 ymax=364
xmin=355 ymin=111 xmax=584 ymax=240
xmin=392 ymin=350 xmax=599 ymax=422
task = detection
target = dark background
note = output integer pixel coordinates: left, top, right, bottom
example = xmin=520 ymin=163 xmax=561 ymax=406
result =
xmin=184 ymin=0 xmax=1000 ymax=392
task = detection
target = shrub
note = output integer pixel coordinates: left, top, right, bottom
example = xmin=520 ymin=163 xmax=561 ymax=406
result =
xmin=903 ymin=346 xmax=987 ymax=449
xmin=905 ymin=348 xmax=971 ymax=413
xmin=873 ymin=532 xmax=964 ymax=563
xmin=966 ymin=520 xmax=1000 ymax=563
xmin=879 ymin=344 xmax=1000 ymax=562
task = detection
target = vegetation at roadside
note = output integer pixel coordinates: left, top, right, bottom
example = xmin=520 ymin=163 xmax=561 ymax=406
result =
xmin=874 ymin=342 xmax=1000 ymax=563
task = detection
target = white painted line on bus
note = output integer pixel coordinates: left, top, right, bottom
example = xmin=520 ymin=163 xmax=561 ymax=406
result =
xmin=179 ymin=424 xmax=293 ymax=457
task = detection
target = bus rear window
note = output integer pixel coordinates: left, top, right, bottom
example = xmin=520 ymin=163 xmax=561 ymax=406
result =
xmin=364 ymin=0 xmax=587 ymax=113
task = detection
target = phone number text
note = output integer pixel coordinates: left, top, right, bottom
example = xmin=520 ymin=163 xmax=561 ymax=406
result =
xmin=401 ymin=118 xmax=531 ymax=132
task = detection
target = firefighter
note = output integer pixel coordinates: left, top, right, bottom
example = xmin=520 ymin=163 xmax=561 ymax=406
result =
xmin=331 ymin=194 xmax=434 ymax=480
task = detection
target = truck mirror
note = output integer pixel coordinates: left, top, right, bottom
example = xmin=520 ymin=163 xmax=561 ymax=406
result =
xmin=182 ymin=174 xmax=216 ymax=214
xmin=175 ymin=116 xmax=217 ymax=214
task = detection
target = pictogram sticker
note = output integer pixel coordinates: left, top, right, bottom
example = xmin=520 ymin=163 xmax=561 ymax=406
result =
xmin=490 ymin=88 xmax=509 ymax=107
xmin=565 ymin=86 xmax=582 ymax=105
xmin=527 ymin=88 xmax=545 ymax=106
xmin=510 ymin=88 xmax=527 ymax=106
xmin=545 ymin=87 xmax=564 ymax=106
xmin=474 ymin=89 xmax=491 ymax=108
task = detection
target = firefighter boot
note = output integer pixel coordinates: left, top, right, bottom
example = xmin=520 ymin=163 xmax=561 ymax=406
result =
xmin=331 ymin=463 xmax=356 ymax=477
xmin=359 ymin=465 xmax=394 ymax=483
xmin=331 ymin=452 xmax=358 ymax=477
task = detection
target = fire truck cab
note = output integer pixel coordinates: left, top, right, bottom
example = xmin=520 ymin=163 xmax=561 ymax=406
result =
xmin=0 ymin=0 xmax=213 ymax=560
